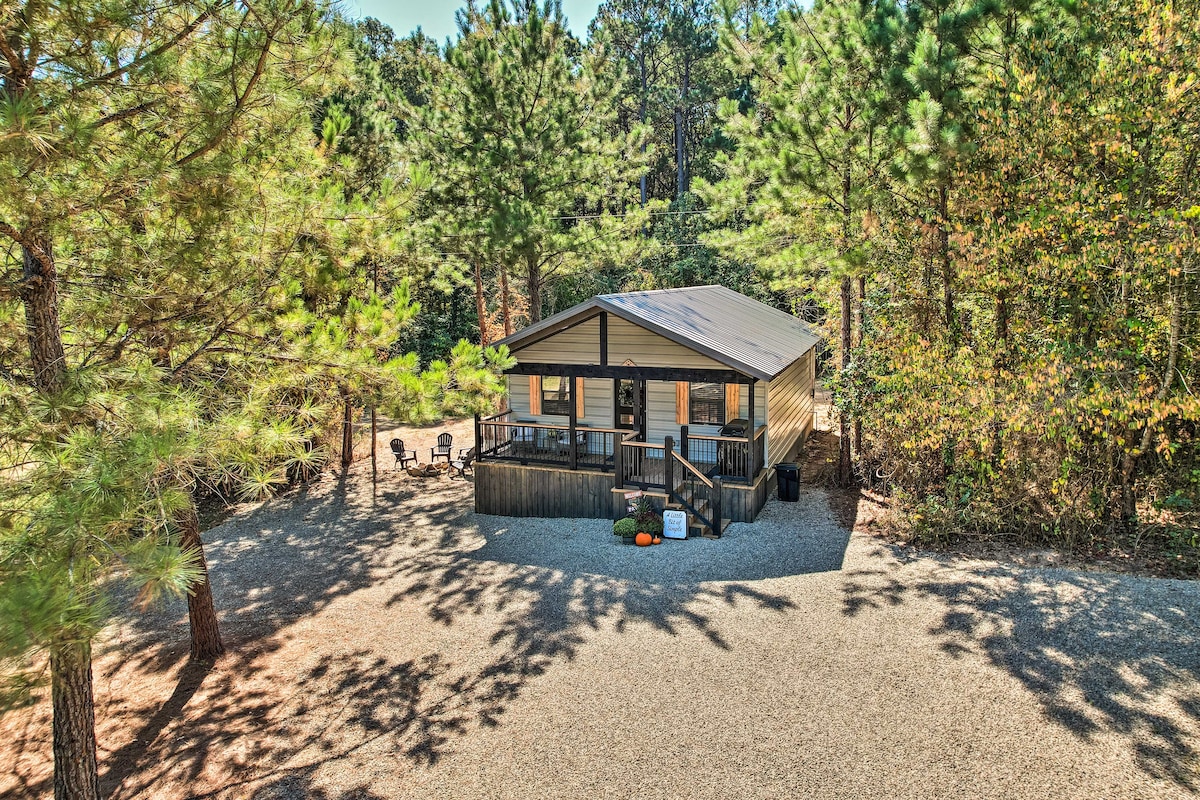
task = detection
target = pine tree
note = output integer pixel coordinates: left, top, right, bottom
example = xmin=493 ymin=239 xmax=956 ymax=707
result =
xmin=889 ymin=0 xmax=993 ymax=348
xmin=0 ymin=5 xmax=511 ymax=796
xmin=404 ymin=0 xmax=647 ymax=331
xmin=698 ymin=0 xmax=898 ymax=486
xmin=0 ymin=5 xmax=338 ymax=795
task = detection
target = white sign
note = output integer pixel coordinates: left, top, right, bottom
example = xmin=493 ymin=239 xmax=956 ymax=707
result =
xmin=662 ymin=510 xmax=688 ymax=540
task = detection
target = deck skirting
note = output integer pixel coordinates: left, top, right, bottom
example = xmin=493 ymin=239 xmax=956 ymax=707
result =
xmin=475 ymin=462 xmax=615 ymax=519
xmin=477 ymin=459 xmax=776 ymax=523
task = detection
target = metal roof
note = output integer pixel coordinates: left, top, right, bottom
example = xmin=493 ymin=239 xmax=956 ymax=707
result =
xmin=494 ymin=285 xmax=821 ymax=382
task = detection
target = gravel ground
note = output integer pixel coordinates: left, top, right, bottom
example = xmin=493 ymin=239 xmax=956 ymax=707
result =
xmin=3 ymin=438 xmax=1198 ymax=799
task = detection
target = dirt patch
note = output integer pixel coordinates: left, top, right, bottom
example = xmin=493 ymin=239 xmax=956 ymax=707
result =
xmin=1 ymin=417 xmax=481 ymax=800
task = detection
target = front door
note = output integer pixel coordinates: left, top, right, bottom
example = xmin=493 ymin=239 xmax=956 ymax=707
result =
xmin=614 ymin=378 xmax=646 ymax=438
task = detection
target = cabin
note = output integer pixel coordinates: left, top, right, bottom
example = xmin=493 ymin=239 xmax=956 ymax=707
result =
xmin=473 ymin=285 xmax=820 ymax=536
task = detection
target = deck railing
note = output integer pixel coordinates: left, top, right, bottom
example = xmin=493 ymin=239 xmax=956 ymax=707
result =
xmin=679 ymin=424 xmax=767 ymax=484
xmin=476 ymin=410 xmax=622 ymax=471
xmin=616 ymin=433 xmax=667 ymax=490
xmin=477 ymin=411 xmax=769 ymax=489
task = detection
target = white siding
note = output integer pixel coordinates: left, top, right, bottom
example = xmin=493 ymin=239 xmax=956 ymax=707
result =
xmin=606 ymin=317 xmax=726 ymax=369
xmin=645 ymin=380 xmax=683 ymax=443
xmin=765 ymin=351 xmax=815 ymax=466
xmin=735 ymin=381 xmax=767 ymax=424
xmin=513 ymin=317 xmax=600 ymax=364
xmin=643 ymin=380 xmax=766 ymax=445
xmin=512 ymin=315 xmax=726 ymax=371
xmin=581 ymin=379 xmax=614 ymax=428
xmin=508 ymin=376 xmax=613 ymax=428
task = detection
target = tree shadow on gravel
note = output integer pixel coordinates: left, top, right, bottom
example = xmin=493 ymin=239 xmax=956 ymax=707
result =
xmin=87 ymin=473 xmax=488 ymax=795
xmin=841 ymin=558 xmax=1200 ymax=789
xmin=21 ymin=468 xmax=842 ymax=799
xmin=387 ymin=486 xmax=846 ymax=652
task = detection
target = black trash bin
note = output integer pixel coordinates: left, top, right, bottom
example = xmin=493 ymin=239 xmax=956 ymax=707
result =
xmin=775 ymin=462 xmax=799 ymax=502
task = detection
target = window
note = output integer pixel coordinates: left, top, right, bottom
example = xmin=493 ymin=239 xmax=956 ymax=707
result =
xmin=541 ymin=376 xmax=570 ymax=416
xmin=689 ymin=382 xmax=725 ymax=425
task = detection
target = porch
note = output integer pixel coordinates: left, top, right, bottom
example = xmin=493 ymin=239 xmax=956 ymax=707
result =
xmin=476 ymin=410 xmax=767 ymax=487
xmin=475 ymin=410 xmax=771 ymax=531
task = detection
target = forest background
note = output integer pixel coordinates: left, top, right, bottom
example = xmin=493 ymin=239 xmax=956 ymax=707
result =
xmin=0 ymin=0 xmax=1196 ymax=796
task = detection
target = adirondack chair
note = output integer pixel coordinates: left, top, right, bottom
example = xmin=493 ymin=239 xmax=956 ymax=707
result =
xmin=430 ymin=432 xmax=453 ymax=464
xmin=449 ymin=447 xmax=476 ymax=479
xmin=390 ymin=438 xmax=417 ymax=470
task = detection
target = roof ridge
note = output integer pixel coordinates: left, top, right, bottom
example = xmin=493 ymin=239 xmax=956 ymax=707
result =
xmin=599 ymin=284 xmax=720 ymax=299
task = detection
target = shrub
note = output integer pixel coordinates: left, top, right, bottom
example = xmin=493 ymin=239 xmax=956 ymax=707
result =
xmin=613 ymin=517 xmax=638 ymax=537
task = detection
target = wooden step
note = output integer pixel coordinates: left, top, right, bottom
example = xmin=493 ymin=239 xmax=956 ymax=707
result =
xmin=698 ymin=519 xmax=732 ymax=540
xmin=665 ymin=487 xmax=694 ymax=510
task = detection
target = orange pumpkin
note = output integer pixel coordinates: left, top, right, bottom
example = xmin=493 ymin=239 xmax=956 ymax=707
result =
xmin=651 ymin=536 xmax=662 ymax=545
xmin=635 ymin=532 xmax=652 ymax=547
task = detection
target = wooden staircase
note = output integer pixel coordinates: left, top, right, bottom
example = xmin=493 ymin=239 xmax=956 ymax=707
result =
xmin=666 ymin=482 xmax=729 ymax=539
xmin=618 ymin=432 xmax=727 ymax=539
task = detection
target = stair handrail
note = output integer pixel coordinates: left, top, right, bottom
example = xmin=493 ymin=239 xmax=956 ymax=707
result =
xmin=666 ymin=446 xmax=720 ymax=536
xmin=672 ymin=450 xmax=714 ymax=489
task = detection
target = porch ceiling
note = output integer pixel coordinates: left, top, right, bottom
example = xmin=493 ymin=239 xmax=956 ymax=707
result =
xmin=504 ymin=361 xmax=748 ymax=384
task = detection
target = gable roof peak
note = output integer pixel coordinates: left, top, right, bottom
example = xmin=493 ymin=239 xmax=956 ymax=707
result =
xmin=496 ymin=284 xmax=819 ymax=382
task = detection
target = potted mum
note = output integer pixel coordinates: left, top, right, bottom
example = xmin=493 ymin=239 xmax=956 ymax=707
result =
xmin=613 ymin=516 xmax=638 ymax=544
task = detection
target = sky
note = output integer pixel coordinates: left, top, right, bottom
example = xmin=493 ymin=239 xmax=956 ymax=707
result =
xmin=348 ymin=0 xmax=604 ymax=44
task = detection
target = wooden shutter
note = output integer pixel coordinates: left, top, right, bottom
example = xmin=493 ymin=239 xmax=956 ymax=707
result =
xmin=676 ymin=381 xmax=689 ymax=424
xmin=529 ymin=375 xmax=542 ymax=415
xmin=726 ymin=383 xmax=741 ymax=419
xmin=575 ymin=377 xmax=585 ymax=418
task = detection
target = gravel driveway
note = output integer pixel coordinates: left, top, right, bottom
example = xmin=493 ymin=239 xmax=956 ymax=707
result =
xmin=4 ymin=464 xmax=1198 ymax=800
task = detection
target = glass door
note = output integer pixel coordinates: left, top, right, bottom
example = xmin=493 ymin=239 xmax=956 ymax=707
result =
xmin=614 ymin=378 xmax=645 ymax=438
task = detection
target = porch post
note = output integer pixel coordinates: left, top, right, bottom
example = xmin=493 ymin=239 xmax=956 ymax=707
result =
xmin=600 ymin=312 xmax=608 ymax=365
xmin=680 ymin=425 xmax=688 ymax=461
xmin=568 ymin=373 xmax=578 ymax=470
xmin=665 ymin=435 xmax=675 ymax=493
xmin=615 ymin=434 xmax=624 ymax=490
xmin=474 ymin=413 xmax=482 ymax=462
xmin=746 ymin=379 xmax=755 ymax=482
xmin=713 ymin=477 xmax=723 ymax=535
xmin=633 ymin=379 xmax=643 ymax=439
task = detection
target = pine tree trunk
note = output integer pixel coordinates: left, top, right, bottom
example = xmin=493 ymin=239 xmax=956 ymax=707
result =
xmin=639 ymin=45 xmax=648 ymax=207
xmin=853 ymin=276 xmax=865 ymax=455
xmin=939 ymin=184 xmax=956 ymax=347
xmin=499 ymin=263 xmax=513 ymax=336
xmin=20 ymin=238 xmax=67 ymax=395
xmin=178 ymin=504 xmax=224 ymax=661
xmin=340 ymin=389 xmax=353 ymax=468
xmin=839 ymin=276 xmax=852 ymax=488
xmin=838 ymin=160 xmax=853 ymax=488
xmin=526 ymin=253 xmax=542 ymax=323
xmin=675 ymin=107 xmax=685 ymax=200
xmin=18 ymin=229 xmax=102 ymax=798
xmin=473 ymin=260 xmax=489 ymax=346
xmin=370 ymin=407 xmax=378 ymax=483
xmin=51 ymin=642 xmax=101 ymax=800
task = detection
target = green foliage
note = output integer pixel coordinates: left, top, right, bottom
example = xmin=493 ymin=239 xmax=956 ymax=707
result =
xmin=0 ymin=4 xmax=514 ymax=786
xmin=402 ymin=0 xmax=648 ymax=332
xmin=613 ymin=516 xmax=639 ymax=536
